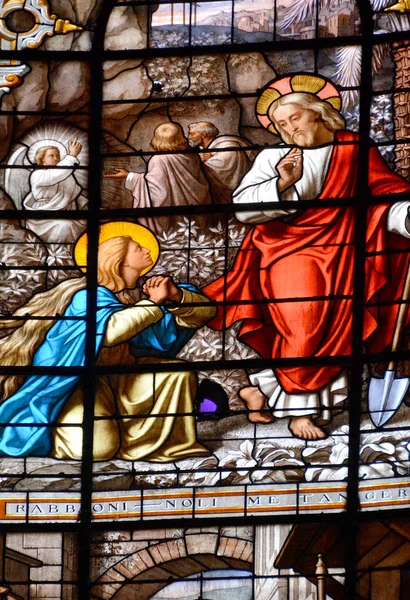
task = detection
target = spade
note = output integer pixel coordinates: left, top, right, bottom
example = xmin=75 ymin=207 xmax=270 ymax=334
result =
xmin=368 ymin=257 xmax=410 ymax=427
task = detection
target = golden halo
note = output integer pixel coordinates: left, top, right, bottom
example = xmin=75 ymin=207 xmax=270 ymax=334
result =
xmin=74 ymin=221 xmax=160 ymax=276
xmin=256 ymin=73 xmax=341 ymax=135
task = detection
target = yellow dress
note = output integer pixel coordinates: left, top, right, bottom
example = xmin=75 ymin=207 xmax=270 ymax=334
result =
xmin=52 ymin=289 xmax=216 ymax=462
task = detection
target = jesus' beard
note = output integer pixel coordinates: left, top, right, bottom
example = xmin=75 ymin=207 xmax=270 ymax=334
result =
xmin=279 ymin=128 xmax=316 ymax=148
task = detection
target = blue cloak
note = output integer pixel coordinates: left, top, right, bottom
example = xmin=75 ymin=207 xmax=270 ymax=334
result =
xmin=0 ymin=284 xmax=198 ymax=457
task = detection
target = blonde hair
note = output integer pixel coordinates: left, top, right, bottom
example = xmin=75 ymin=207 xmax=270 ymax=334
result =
xmin=151 ymin=122 xmax=189 ymax=152
xmin=0 ymin=236 xmax=139 ymax=401
xmin=97 ymin=236 xmax=135 ymax=303
xmin=34 ymin=145 xmax=61 ymax=166
xmin=0 ymin=277 xmax=86 ymax=401
xmin=269 ymin=92 xmax=345 ymax=142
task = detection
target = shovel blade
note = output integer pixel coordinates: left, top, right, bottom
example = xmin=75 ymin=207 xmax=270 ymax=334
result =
xmin=368 ymin=370 xmax=410 ymax=427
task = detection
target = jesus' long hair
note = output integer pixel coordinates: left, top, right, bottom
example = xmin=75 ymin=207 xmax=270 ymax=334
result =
xmin=0 ymin=236 xmax=136 ymax=401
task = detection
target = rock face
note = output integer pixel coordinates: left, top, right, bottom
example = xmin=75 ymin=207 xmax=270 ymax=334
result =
xmin=228 ymin=53 xmax=278 ymax=145
xmin=48 ymin=62 xmax=91 ymax=111
xmin=45 ymin=0 xmax=103 ymax=50
xmin=104 ymin=5 xmax=149 ymax=50
xmin=103 ymin=61 xmax=151 ymax=121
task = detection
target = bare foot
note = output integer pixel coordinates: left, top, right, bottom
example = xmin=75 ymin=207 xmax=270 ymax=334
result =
xmin=289 ymin=416 xmax=327 ymax=440
xmin=239 ymin=386 xmax=273 ymax=423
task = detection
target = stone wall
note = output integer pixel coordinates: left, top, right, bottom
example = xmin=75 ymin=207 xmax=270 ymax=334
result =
xmin=91 ymin=526 xmax=253 ymax=600
xmin=5 ymin=533 xmax=66 ymax=600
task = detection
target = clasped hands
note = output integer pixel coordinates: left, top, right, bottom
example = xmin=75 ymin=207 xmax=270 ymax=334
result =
xmin=276 ymin=147 xmax=303 ymax=193
xmin=143 ymin=276 xmax=183 ymax=305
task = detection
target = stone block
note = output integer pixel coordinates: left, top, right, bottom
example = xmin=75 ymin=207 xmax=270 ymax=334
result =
xmin=166 ymin=539 xmax=186 ymax=561
xmin=186 ymin=533 xmax=218 ymax=556
xmin=99 ymin=568 xmax=125 ymax=584
xmin=186 ymin=527 xmax=219 ymax=535
xmin=113 ymin=561 xmax=135 ymax=580
xmin=30 ymin=566 xmax=62 ymax=582
xmin=113 ymin=549 xmax=154 ymax=579
xmin=36 ymin=548 xmax=63 ymax=565
xmin=110 ymin=542 xmax=148 ymax=556
xmin=221 ymin=526 xmax=253 ymax=540
xmin=92 ymin=531 xmax=131 ymax=543
xmin=148 ymin=542 xmax=172 ymax=564
xmin=132 ymin=529 xmax=166 ymax=541
xmin=240 ymin=542 xmax=253 ymax=563
xmin=91 ymin=583 xmax=121 ymax=600
xmin=232 ymin=539 xmax=247 ymax=559
xmin=23 ymin=533 xmax=62 ymax=550
xmin=217 ymin=536 xmax=238 ymax=558
xmin=29 ymin=583 xmax=61 ymax=598
xmin=90 ymin=556 xmax=123 ymax=581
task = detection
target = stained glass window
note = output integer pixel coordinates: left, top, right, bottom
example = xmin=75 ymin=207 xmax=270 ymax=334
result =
xmin=2 ymin=0 xmax=410 ymax=597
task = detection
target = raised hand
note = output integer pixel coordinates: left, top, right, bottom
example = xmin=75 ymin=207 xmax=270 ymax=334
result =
xmin=276 ymin=147 xmax=303 ymax=193
xmin=143 ymin=276 xmax=182 ymax=304
xmin=68 ymin=136 xmax=82 ymax=158
xmin=104 ymin=168 xmax=129 ymax=179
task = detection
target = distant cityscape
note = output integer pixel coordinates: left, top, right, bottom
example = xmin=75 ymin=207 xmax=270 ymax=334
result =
xmin=277 ymin=0 xmax=359 ymax=39
xmin=153 ymin=0 xmax=360 ymax=39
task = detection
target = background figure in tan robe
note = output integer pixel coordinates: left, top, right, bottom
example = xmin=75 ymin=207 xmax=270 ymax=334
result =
xmin=188 ymin=121 xmax=256 ymax=205
xmin=104 ymin=123 xmax=213 ymax=234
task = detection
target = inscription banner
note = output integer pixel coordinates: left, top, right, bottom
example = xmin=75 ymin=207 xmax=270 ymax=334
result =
xmin=0 ymin=478 xmax=409 ymax=522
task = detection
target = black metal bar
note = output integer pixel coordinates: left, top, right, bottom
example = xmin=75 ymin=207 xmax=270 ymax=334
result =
xmin=75 ymin=2 xmax=118 ymax=599
xmin=343 ymin=1 xmax=374 ymax=599
xmin=1 ymin=3 xmax=410 ymax=598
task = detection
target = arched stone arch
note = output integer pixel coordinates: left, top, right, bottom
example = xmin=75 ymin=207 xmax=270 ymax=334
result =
xmin=92 ymin=529 xmax=253 ymax=600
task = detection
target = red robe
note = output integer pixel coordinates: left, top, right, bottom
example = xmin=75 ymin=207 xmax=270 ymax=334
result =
xmin=202 ymin=131 xmax=410 ymax=394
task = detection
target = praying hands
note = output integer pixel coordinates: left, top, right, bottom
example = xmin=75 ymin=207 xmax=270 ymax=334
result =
xmin=143 ymin=276 xmax=183 ymax=304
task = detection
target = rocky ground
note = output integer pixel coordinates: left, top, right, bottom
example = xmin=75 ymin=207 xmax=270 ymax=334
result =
xmin=0 ymin=395 xmax=409 ymax=492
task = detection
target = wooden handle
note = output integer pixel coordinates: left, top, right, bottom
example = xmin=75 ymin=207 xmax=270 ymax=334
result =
xmin=388 ymin=255 xmax=410 ymax=370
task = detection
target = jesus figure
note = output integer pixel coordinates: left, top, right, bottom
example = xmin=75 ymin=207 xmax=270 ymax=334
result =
xmin=203 ymin=74 xmax=410 ymax=440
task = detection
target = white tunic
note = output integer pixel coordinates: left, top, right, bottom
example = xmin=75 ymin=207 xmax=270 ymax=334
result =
xmin=23 ymin=155 xmax=87 ymax=244
xmin=233 ymin=144 xmax=410 ymax=421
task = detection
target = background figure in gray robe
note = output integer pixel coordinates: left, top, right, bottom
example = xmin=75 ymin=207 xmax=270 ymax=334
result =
xmin=104 ymin=123 xmax=212 ymax=235
xmin=188 ymin=121 xmax=256 ymax=205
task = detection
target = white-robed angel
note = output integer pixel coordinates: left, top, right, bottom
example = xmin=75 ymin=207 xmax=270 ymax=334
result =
xmin=6 ymin=135 xmax=88 ymax=243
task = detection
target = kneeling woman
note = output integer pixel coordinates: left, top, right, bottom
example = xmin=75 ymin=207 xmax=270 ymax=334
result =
xmin=0 ymin=222 xmax=216 ymax=461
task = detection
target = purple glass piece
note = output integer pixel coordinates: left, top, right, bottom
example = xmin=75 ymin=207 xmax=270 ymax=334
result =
xmin=200 ymin=398 xmax=218 ymax=413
